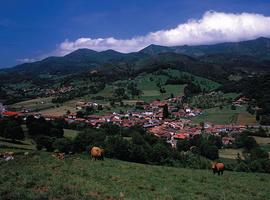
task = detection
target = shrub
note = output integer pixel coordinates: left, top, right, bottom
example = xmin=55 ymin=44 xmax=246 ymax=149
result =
xmin=73 ymin=128 xmax=106 ymax=152
xmin=234 ymin=162 xmax=250 ymax=172
xmin=1 ymin=120 xmax=24 ymax=141
xmin=35 ymin=136 xmax=55 ymax=151
xmin=52 ymin=138 xmax=73 ymax=153
xmin=105 ymin=135 xmax=130 ymax=160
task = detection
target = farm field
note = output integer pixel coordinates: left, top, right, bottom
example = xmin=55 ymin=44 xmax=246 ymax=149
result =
xmin=253 ymin=136 xmax=270 ymax=154
xmin=11 ymin=97 xmax=55 ymax=112
xmin=85 ymin=69 xmax=219 ymax=103
xmin=0 ymin=152 xmax=270 ymax=200
xmin=166 ymin=69 xmax=221 ymax=91
xmin=63 ymin=129 xmax=79 ymax=139
xmin=192 ymin=105 xmax=257 ymax=125
xmin=219 ymin=148 xmax=243 ymax=160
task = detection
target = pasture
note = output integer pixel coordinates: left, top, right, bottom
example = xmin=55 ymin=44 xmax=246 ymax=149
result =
xmin=219 ymin=148 xmax=243 ymax=160
xmin=0 ymin=152 xmax=269 ymax=200
xmin=192 ymin=105 xmax=257 ymax=125
xmin=11 ymin=97 xmax=55 ymax=112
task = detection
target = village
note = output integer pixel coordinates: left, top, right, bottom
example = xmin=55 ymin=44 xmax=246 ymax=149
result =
xmin=0 ymin=95 xmax=250 ymax=149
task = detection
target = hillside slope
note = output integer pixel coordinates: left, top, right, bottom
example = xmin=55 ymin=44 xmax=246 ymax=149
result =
xmin=0 ymin=152 xmax=269 ymax=200
xmin=140 ymin=37 xmax=270 ymax=59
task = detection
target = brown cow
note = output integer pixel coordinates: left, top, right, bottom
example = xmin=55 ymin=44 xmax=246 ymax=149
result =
xmin=90 ymin=147 xmax=104 ymax=160
xmin=212 ymin=162 xmax=225 ymax=175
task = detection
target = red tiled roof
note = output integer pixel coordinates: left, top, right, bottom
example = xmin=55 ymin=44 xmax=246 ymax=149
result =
xmin=2 ymin=111 xmax=20 ymax=117
xmin=174 ymin=133 xmax=189 ymax=139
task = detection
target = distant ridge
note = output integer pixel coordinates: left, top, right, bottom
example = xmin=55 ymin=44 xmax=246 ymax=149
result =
xmin=140 ymin=37 xmax=270 ymax=58
xmin=1 ymin=37 xmax=270 ymax=77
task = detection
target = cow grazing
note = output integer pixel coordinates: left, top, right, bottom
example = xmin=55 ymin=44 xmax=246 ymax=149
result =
xmin=90 ymin=147 xmax=104 ymax=160
xmin=212 ymin=162 xmax=225 ymax=175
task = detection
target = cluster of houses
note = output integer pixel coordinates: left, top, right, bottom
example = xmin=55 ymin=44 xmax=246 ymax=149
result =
xmin=45 ymin=86 xmax=74 ymax=96
xmin=0 ymin=96 xmax=248 ymax=148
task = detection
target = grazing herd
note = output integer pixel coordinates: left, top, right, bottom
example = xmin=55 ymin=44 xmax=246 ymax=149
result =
xmin=89 ymin=146 xmax=225 ymax=175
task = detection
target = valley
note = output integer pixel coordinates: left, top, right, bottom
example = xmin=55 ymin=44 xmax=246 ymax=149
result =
xmin=1 ymin=37 xmax=270 ymax=199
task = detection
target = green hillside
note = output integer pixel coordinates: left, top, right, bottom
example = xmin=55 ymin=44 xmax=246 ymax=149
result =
xmin=0 ymin=152 xmax=269 ymax=200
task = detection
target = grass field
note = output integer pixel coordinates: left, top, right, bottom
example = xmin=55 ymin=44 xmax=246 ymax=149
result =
xmin=0 ymin=137 xmax=35 ymax=151
xmin=83 ymin=69 xmax=218 ymax=104
xmin=64 ymin=129 xmax=79 ymax=139
xmin=253 ymin=136 xmax=270 ymax=154
xmin=166 ymin=69 xmax=221 ymax=91
xmin=0 ymin=152 xmax=269 ymax=200
xmin=192 ymin=105 xmax=257 ymax=125
xmin=11 ymin=97 xmax=55 ymax=112
xmin=219 ymin=148 xmax=243 ymax=160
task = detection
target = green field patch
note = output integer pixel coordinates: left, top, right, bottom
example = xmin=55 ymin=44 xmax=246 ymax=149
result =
xmin=141 ymin=90 xmax=160 ymax=96
xmin=0 ymin=152 xmax=270 ymax=199
xmin=192 ymin=106 xmax=255 ymax=125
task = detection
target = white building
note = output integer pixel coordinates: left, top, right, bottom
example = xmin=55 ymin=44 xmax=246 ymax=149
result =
xmin=0 ymin=103 xmax=6 ymax=113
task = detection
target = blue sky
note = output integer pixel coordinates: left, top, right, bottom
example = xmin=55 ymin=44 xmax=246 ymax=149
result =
xmin=1 ymin=0 xmax=270 ymax=68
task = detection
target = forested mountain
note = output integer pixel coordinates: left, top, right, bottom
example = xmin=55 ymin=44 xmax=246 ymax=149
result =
xmin=140 ymin=37 xmax=270 ymax=59
xmin=1 ymin=37 xmax=270 ymax=84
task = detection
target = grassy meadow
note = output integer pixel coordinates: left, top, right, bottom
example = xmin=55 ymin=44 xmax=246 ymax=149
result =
xmin=11 ymin=97 xmax=55 ymax=112
xmin=0 ymin=152 xmax=270 ymax=200
xmin=192 ymin=105 xmax=257 ymax=125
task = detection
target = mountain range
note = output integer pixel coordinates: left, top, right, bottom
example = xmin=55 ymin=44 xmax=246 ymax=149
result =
xmin=1 ymin=37 xmax=270 ymax=85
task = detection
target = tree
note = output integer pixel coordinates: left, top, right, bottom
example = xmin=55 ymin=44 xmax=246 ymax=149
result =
xmin=105 ymin=135 xmax=130 ymax=160
xmin=114 ymin=87 xmax=125 ymax=97
xmin=129 ymin=144 xmax=147 ymax=163
xmin=27 ymin=117 xmax=51 ymax=136
xmin=100 ymin=122 xmax=120 ymax=135
xmin=200 ymin=144 xmax=219 ymax=160
xmin=73 ymin=129 xmax=106 ymax=152
xmin=151 ymin=142 xmax=171 ymax=163
xmin=49 ymin=128 xmax=64 ymax=138
xmin=243 ymin=136 xmax=258 ymax=151
xmin=176 ymin=139 xmax=190 ymax=152
xmin=35 ymin=136 xmax=55 ymax=151
xmin=162 ymin=104 xmax=169 ymax=118
xmin=53 ymin=138 xmax=73 ymax=153
xmin=249 ymin=147 xmax=269 ymax=160
xmin=2 ymin=120 xmax=24 ymax=141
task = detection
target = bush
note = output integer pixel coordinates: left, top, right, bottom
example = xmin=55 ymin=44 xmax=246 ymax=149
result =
xmin=2 ymin=120 xmax=24 ymax=141
xmin=52 ymin=138 xmax=73 ymax=153
xmin=176 ymin=139 xmax=190 ymax=152
xmin=73 ymin=128 xmax=106 ymax=152
xmin=234 ymin=162 xmax=250 ymax=172
xmin=200 ymin=144 xmax=219 ymax=160
xmin=100 ymin=122 xmax=120 ymax=135
xmin=35 ymin=136 xmax=55 ymax=151
xmin=49 ymin=128 xmax=64 ymax=138
xmin=105 ymin=135 xmax=130 ymax=160
xmin=150 ymin=142 xmax=171 ymax=163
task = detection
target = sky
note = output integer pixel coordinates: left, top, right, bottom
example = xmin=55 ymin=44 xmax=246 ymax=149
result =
xmin=1 ymin=0 xmax=270 ymax=68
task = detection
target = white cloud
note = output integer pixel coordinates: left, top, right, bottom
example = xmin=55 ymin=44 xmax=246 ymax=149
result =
xmin=17 ymin=58 xmax=36 ymax=63
xmin=56 ymin=11 xmax=270 ymax=55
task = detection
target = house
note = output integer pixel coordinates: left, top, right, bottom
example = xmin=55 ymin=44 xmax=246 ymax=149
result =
xmin=222 ymin=137 xmax=235 ymax=145
xmin=2 ymin=111 xmax=20 ymax=117
xmin=174 ymin=133 xmax=189 ymax=140
xmin=68 ymin=113 xmax=77 ymax=119
xmin=0 ymin=103 xmax=5 ymax=113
